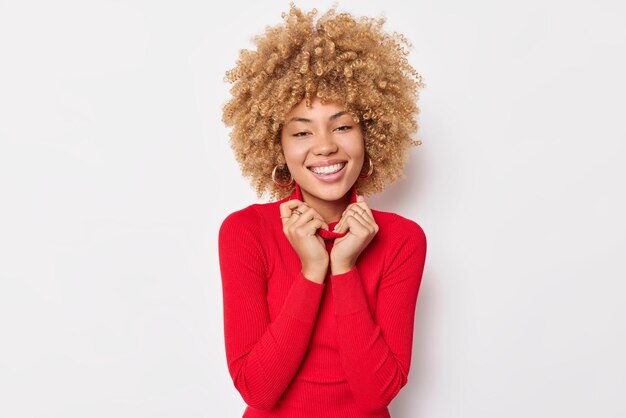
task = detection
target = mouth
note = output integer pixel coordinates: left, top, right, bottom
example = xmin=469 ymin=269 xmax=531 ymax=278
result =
xmin=307 ymin=161 xmax=347 ymax=182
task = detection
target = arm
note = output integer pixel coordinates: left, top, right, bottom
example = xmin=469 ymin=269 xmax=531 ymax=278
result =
xmin=330 ymin=219 xmax=427 ymax=413
xmin=218 ymin=208 xmax=325 ymax=411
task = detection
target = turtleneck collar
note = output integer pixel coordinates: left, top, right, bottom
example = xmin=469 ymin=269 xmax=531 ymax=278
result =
xmin=288 ymin=182 xmax=358 ymax=240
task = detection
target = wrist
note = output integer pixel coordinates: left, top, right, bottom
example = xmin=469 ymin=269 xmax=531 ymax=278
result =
xmin=301 ymin=268 xmax=327 ymax=284
xmin=330 ymin=260 xmax=355 ymax=276
xmin=302 ymin=261 xmax=328 ymax=284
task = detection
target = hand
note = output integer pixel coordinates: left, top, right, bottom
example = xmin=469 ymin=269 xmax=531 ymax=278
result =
xmin=280 ymin=199 xmax=330 ymax=283
xmin=330 ymin=195 xmax=379 ymax=275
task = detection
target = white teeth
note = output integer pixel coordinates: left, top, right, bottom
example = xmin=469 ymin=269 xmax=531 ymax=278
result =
xmin=309 ymin=162 xmax=345 ymax=175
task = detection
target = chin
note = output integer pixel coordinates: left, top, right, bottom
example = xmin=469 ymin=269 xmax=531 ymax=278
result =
xmin=312 ymin=188 xmax=346 ymax=202
xmin=300 ymin=173 xmax=356 ymax=202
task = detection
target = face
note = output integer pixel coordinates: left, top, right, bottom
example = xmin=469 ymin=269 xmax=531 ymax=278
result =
xmin=280 ymin=97 xmax=365 ymax=204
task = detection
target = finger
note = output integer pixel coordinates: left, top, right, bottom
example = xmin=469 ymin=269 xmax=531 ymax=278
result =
xmin=348 ymin=204 xmax=373 ymax=224
xmin=304 ymin=217 xmax=326 ymax=236
xmin=281 ymin=200 xmax=329 ymax=231
xmin=282 ymin=202 xmax=312 ymax=228
xmin=281 ymin=199 xmax=309 ymax=210
xmin=333 ymin=213 xmax=348 ymax=233
xmin=298 ymin=205 xmax=329 ymax=231
xmin=292 ymin=206 xmax=329 ymax=232
xmin=334 ymin=208 xmax=364 ymax=233
xmin=280 ymin=199 xmax=304 ymax=225
xmin=286 ymin=203 xmax=313 ymax=228
xmin=335 ymin=207 xmax=352 ymax=232
xmin=350 ymin=208 xmax=370 ymax=227
xmin=341 ymin=202 xmax=369 ymax=219
xmin=353 ymin=196 xmax=374 ymax=221
xmin=338 ymin=213 xmax=369 ymax=235
xmin=336 ymin=203 xmax=371 ymax=232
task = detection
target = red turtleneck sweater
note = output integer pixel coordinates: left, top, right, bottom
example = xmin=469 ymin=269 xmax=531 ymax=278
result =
xmin=218 ymin=182 xmax=427 ymax=417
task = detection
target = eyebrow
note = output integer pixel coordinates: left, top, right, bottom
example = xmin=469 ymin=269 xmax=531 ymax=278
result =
xmin=287 ymin=111 xmax=349 ymax=125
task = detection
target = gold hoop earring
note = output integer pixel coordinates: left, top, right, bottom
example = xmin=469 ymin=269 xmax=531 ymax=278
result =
xmin=272 ymin=164 xmax=294 ymax=188
xmin=359 ymin=156 xmax=373 ymax=179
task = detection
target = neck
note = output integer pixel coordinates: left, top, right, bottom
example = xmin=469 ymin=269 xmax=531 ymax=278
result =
xmin=300 ymin=188 xmax=351 ymax=224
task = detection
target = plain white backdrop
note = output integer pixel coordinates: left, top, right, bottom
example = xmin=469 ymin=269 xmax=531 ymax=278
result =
xmin=1 ymin=0 xmax=625 ymax=417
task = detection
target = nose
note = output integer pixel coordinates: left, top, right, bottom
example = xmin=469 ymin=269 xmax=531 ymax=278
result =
xmin=312 ymin=130 xmax=338 ymax=155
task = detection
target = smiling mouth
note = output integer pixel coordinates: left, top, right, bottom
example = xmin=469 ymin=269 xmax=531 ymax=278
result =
xmin=307 ymin=162 xmax=347 ymax=175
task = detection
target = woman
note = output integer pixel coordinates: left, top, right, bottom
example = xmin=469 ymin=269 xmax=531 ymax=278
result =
xmin=218 ymin=4 xmax=427 ymax=417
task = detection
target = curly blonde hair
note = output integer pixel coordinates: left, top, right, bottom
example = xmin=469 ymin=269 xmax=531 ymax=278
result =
xmin=222 ymin=2 xmax=426 ymax=200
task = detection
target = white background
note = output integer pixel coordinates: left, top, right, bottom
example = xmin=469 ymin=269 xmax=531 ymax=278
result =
xmin=1 ymin=0 xmax=625 ymax=417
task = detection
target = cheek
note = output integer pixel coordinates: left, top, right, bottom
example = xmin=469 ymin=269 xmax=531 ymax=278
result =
xmin=281 ymin=142 xmax=309 ymax=164
xmin=341 ymin=135 xmax=365 ymax=158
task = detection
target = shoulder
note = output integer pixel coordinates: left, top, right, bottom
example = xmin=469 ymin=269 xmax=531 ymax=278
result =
xmin=371 ymin=210 xmax=427 ymax=276
xmin=372 ymin=209 xmax=426 ymax=237
xmin=219 ymin=199 xmax=282 ymax=234
xmin=218 ymin=203 xmax=270 ymax=271
xmin=219 ymin=203 xmax=263 ymax=235
xmin=372 ymin=209 xmax=427 ymax=247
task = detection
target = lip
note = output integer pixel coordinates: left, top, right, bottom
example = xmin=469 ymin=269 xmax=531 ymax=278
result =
xmin=306 ymin=159 xmax=347 ymax=168
xmin=308 ymin=162 xmax=347 ymax=183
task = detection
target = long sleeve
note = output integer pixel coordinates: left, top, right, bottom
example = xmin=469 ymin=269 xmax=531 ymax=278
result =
xmin=218 ymin=208 xmax=325 ymax=411
xmin=330 ymin=219 xmax=427 ymax=414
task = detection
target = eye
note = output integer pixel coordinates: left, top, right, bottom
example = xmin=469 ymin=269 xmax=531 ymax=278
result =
xmin=335 ymin=125 xmax=352 ymax=131
xmin=293 ymin=131 xmax=309 ymax=137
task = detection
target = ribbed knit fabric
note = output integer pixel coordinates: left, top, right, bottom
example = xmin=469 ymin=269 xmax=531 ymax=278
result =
xmin=218 ymin=182 xmax=427 ymax=418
